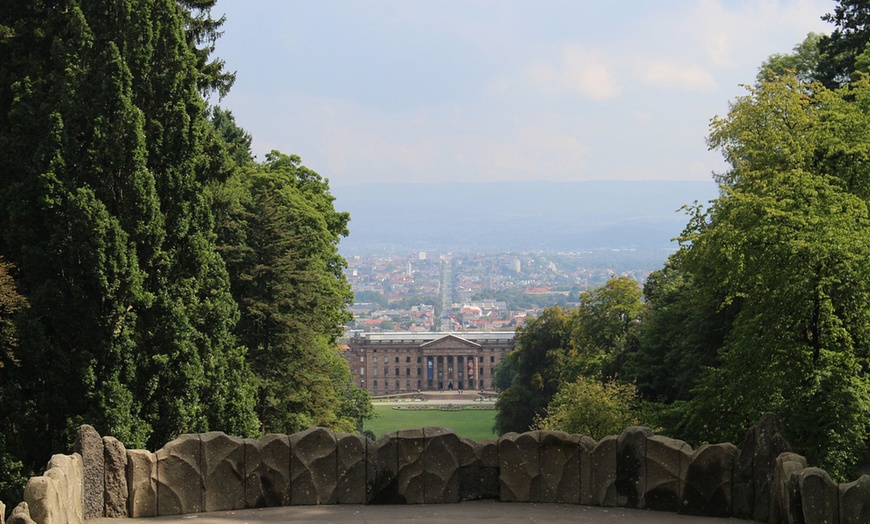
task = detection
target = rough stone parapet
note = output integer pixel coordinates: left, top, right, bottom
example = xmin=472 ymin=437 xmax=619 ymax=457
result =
xmin=839 ymin=474 xmax=870 ymax=524
xmin=680 ymin=443 xmax=737 ymax=518
xmin=770 ymin=452 xmax=807 ymax=524
xmin=243 ymin=434 xmax=290 ymax=508
xmin=6 ymin=502 xmax=35 ymax=524
xmin=645 ymin=434 xmax=692 ymax=512
xmin=73 ymin=425 xmax=103 ymax=520
xmin=125 ymin=449 xmax=156 ymax=518
xmin=21 ymin=453 xmax=83 ymax=524
xmin=102 ymin=437 xmax=127 ymax=518
xmin=6 ymin=414 xmax=870 ymax=524
xmin=155 ymin=434 xmax=202 ymax=516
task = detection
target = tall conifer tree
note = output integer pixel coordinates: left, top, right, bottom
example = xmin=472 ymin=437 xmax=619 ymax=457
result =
xmin=0 ymin=0 xmax=257 ymax=473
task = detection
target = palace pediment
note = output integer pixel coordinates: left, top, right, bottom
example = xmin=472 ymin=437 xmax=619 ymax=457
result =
xmin=420 ymin=334 xmax=481 ymax=351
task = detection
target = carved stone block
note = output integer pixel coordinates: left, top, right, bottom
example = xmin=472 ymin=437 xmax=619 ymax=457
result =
xmin=472 ymin=438 xmax=500 ymax=500
xmin=800 ymin=467 xmax=838 ymax=524
xmin=770 ymin=452 xmax=806 ymax=524
xmin=74 ymin=425 xmax=104 ymax=519
xmin=732 ymin=426 xmax=756 ymax=520
xmin=539 ymin=430 xmax=580 ymax=504
xmin=737 ymin=413 xmax=790 ymax=522
xmin=24 ymin=476 xmax=60 ymax=524
xmin=336 ymin=433 xmax=367 ymax=504
xmin=396 ymin=428 xmax=425 ymax=504
xmin=53 ymin=453 xmax=83 ymax=524
xmin=616 ymin=426 xmax=653 ymax=508
xmin=102 ymin=437 xmax=127 ymax=517
xmin=7 ymin=502 xmax=35 ymax=524
xmin=243 ymin=434 xmax=290 ymax=508
xmin=290 ymin=427 xmax=337 ymax=505
xmin=839 ymin=474 xmax=870 ymax=524
xmin=201 ymin=432 xmax=245 ymax=512
xmin=25 ymin=454 xmax=82 ymax=524
xmin=156 ymin=434 xmax=203 ymax=515
xmin=369 ymin=433 xmax=398 ymax=504
xmin=592 ymin=435 xmax=618 ymax=506
xmin=645 ymin=435 xmax=692 ymax=513
xmin=456 ymin=436 xmax=487 ymax=501
xmin=680 ymin=443 xmax=737 ymax=517
xmin=498 ymin=431 xmax=541 ymax=502
xmin=126 ymin=449 xmax=157 ymax=517
xmin=421 ymin=427 xmax=462 ymax=503
xmin=578 ymin=435 xmax=596 ymax=506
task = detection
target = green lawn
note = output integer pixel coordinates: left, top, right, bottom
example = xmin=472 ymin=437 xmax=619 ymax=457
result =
xmin=364 ymin=405 xmax=498 ymax=441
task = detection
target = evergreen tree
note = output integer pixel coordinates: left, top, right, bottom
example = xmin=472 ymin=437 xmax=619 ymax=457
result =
xmin=0 ymin=0 xmax=257 ymax=472
xmin=215 ymin=151 xmax=359 ymax=434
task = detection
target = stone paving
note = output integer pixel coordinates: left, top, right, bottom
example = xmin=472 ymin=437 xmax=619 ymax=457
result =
xmin=90 ymin=500 xmax=751 ymax=524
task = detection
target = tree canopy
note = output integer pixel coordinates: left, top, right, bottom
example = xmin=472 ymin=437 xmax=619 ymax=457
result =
xmin=0 ymin=0 xmax=365 ymax=501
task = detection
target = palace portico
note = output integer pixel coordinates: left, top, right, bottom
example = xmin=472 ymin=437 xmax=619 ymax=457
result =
xmin=343 ymin=331 xmax=515 ymax=395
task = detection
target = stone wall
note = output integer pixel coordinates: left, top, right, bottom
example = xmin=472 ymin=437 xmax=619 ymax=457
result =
xmin=3 ymin=415 xmax=870 ymax=524
xmin=4 ymin=453 xmax=83 ymax=524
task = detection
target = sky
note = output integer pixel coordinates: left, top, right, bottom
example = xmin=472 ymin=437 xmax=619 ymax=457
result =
xmin=214 ymin=0 xmax=834 ymax=188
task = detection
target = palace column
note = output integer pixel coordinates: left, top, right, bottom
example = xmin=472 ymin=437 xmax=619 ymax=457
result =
xmin=457 ymin=355 xmax=464 ymax=390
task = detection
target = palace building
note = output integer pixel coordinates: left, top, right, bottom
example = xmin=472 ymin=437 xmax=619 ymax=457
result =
xmin=344 ymin=331 xmax=515 ymax=396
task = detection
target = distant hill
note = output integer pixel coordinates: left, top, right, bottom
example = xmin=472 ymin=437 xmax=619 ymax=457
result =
xmin=330 ymin=180 xmax=720 ymax=255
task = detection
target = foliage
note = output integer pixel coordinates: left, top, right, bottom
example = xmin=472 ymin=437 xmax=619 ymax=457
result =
xmin=819 ymin=0 xmax=870 ymax=86
xmin=532 ymin=376 xmax=644 ymax=440
xmin=494 ymin=307 xmax=573 ymax=434
xmin=0 ymin=257 xmax=26 ymax=370
xmin=674 ymin=74 xmax=870 ymax=478
xmin=0 ymin=259 xmax=28 ymax=504
xmin=494 ymin=277 xmax=645 ymax=435
xmin=491 ymin=358 xmax=515 ymax=392
xmin=0 ymin=0 xmax=371 ymax=492
xmin=758 ymin=33 xmax=824 ymax=84
xmin=623 ymin=259 xmax=734 ymax=403
xmin=567 ymin=276 xmax=644 ymax=379
xmin=214 ymin=150 xmax=361 ymax=434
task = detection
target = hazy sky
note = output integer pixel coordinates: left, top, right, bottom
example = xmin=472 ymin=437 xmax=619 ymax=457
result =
xmin=214 ymin=0 xmax=833 ymax=187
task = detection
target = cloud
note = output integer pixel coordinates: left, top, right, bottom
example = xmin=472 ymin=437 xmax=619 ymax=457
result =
xmin=684 ymin=0 xmax=832 ymax=70
xmin=528 ymin=44 xmax=620 ymax=101
xmin=475 ymin=127 xmax=591 ymax=181
xmin=642 ymin=62 xmax=718 ymax=91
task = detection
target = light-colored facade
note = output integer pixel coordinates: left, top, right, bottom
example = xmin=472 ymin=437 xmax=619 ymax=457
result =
xmin=345 ymin=331 xmax=515 ymax=396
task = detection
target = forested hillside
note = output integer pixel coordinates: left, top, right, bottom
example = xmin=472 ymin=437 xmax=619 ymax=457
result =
xmin=0 ymin=0 xmax=366 ymax=503
xmin=496 ymin=0 xmax=870 ymax=481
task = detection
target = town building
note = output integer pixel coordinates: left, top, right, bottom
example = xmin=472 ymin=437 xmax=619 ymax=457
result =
xmin=344 ymin=331 xmax=515 ymax=396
